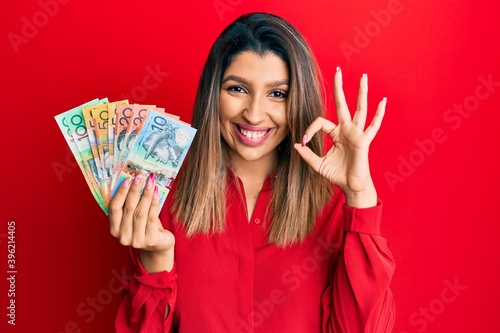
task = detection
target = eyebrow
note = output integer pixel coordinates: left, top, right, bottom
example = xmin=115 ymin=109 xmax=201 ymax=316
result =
xmin=221 ymin=74 xmax=289 ymax=87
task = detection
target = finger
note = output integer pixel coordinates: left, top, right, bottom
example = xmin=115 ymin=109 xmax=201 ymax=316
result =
xmin=132 ymin=173 xmax=157 ymax=247
xmin=145 ymin=185 xmax=161 ymax=246
xmin=294 ymin=143 xmax=322 ymax=174
xmin=109 ymin=176 xmax=132 ymax=237
xmin=148 ymin=185 xmax=160 ymax=219
xmin=119 ymin=174 xmax=145 ymax=245
xmin=353 ymin=73 xmax=368 ymax=129
xmin=334 ymin=67 xmax=352 ymax=124
xmin=364 ymin=97 xmax=387 ymax=141
xmin=302 ymin=117 xmax=337 ymax=145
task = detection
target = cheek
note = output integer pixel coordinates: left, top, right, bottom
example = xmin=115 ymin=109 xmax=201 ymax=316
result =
xmin=275 ymin=111 xmax=289 ymax=140
xmin=271 ymin=106 xmax=288 ymax=129
xmin=278 ymin=113 xmax=288 ymax=127
xmin=219 ymin=93 xmax=241 ymax=121
xmin=217 ymin=101 xmax=232 ymax=141
xmin=218 ymin=110 xmax=233 ymax=140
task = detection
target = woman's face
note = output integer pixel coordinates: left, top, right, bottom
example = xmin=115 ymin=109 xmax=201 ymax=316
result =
xmin=219 ymin=51 xmax=289 ymax=167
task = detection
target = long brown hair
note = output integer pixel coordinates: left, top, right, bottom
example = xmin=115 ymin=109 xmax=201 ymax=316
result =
xmin=172 ymin=12 xmax=332 ymax=247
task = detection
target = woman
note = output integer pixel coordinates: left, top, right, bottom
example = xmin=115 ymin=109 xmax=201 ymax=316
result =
xmin=110 ymin=12 xmax=395 ymax=332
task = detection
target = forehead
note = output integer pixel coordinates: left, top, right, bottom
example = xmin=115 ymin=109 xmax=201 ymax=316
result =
xmin=223 ymin=51 xmax=289 ymax=83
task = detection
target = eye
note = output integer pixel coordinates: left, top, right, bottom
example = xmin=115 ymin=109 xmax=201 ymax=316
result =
xmin=226 ymin=85 xmax=247 ymax=94
xmin=269 ymin=90 xmax=288 ymax=99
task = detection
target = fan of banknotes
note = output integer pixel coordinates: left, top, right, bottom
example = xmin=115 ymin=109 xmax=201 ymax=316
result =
xmin=55 ymin=98 xmax=197 ymax=214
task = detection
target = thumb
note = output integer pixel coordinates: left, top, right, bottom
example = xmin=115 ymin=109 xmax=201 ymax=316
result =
xmin=294 ymin=143 xmax=321 ymax=173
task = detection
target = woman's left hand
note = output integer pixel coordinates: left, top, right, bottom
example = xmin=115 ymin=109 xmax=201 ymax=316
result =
xmin=294 ymin=68 xmax=386 ymax=208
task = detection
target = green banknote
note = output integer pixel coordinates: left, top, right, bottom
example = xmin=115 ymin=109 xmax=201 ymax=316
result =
xmin=66 ymin=98 xmax=109 ymax=213
xmin=54 ymin=98 xmax=108 ymax=213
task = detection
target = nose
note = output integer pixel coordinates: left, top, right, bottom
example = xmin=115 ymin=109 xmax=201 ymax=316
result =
xmin=243 ymin=95 xmax=266 ymax=124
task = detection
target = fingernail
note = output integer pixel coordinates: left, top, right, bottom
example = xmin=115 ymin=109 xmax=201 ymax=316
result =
xmin=336 ymin=66 xmax=341 ymax=72
xmin=362 ymin=73 xmax=368 ymax=78
xmin=123 ymin=178 xmax=132 ymax=187
xmin=301 ymin=134 xmax=308 ymax=147
xmin=383 ymin=97 xmax=387 ymax=101
xmin=146 ymin=173 xmax=156 ymax=189
xmin=134 ymin=174 xmax=142 ymax=185
xmin=153 ymin=185 xmax=158 ymax=199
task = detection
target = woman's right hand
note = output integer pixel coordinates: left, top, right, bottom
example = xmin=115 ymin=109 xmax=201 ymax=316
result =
xmin=109 ymin=173 xmax=175 ymax=273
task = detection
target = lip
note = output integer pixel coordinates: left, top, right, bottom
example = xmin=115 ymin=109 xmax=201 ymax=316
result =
xmin=232 ymin=123 xmax=274 ymax=146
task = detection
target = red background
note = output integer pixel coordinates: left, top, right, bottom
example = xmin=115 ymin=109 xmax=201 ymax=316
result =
xmin=1 ymin=0 xmax=499 ymax=332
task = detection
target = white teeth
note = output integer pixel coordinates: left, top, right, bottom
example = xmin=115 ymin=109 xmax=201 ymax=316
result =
xmin=240 ymin=128 xmax=266 ymax=139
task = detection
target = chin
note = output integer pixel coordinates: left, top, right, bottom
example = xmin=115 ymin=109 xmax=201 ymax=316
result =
xmin=237 ymin=148 xmax=277 ymax=162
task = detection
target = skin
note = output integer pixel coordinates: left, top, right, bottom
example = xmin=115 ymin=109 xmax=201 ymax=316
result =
xmin=219 ymin=51 xmax=289 ymax=219
xmin=108 ymin=52 xmax=386 ymax=276
xmin=294 ymin=69 xmax=386 ymax=208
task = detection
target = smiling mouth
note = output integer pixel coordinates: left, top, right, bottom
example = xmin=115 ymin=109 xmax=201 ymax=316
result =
xmin=238 ymin=126 xmax=270 ymax=139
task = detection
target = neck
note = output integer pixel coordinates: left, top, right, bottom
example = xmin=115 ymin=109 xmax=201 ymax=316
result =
xmin=228 ymin=151 xmax=278 ymax=185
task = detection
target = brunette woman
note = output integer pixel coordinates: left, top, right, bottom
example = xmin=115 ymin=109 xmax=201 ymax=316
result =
xmin=111 ymin=12 xmax=395 ymax=332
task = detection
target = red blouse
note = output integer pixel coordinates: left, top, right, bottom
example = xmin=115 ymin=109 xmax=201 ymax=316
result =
xmin=115 ymin=172 xmax=396 ymax=332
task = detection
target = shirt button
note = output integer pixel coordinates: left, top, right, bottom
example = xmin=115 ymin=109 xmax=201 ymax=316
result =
xmin=254 ymin=218 xmax=260 ymax=225
xmin=158 ymin=278 xmax=165 ymax=285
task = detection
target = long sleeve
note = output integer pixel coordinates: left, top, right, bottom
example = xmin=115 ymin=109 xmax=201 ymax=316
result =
xmin=115 ymin=247 xmax=177 ymax=333
xmin=321 ymin=200 xmax=396 ymax=332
